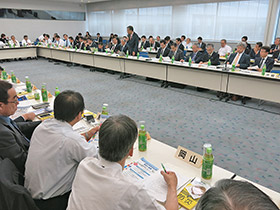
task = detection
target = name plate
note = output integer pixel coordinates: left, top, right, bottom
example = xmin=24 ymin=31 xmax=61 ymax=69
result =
xmin=175 ymin=146 xmax=203 ymax=168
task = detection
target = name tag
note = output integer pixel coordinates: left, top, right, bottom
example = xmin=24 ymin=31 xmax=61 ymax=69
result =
xmin=175 ymin=146 xmax=203 ymax=168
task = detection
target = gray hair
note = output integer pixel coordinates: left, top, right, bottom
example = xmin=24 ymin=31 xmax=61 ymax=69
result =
xmin=237 ymin=42 xmax=246 ymax=49
xmin=99 ymin=115 xmax=138 ymax=162
xmin=196 ymin=179 xmax=279 ymax=210
xmin=207 ymin=43 xmax=214 ymax=49
xmin=192 ymin=43 xmax=199 ymax=48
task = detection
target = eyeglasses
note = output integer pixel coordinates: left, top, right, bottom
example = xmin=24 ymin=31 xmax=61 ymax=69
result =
xmin=7 ymin=96 xmax=19 ymax=104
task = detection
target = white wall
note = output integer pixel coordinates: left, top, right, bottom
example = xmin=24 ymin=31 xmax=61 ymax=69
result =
xmin=0 ymin=0 xmax=87 ymax=41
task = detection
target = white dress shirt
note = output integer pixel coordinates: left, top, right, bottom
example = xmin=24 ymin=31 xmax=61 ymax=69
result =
xmin=218 ymin=44 xmax=232 ymax=56
xmin=43 ymin=38 xmax=52 ymax=45
xmin=181 ymin=40 xmax=187 ymax=48
xmin=67 ymin=156 xmax=165 ymax=210
xmin=9 ymin=40 xmax=20 ymax=47
xmin=38 ymin=34 xmax=44 ymax=41
xmin=56 ymin=39 xmax=65 ymax=47
xmin=24 ymin=119 xmax=97 ymax=199
xmin=21 ymin=39 xmax=31 ymax=45
xmin=185 ymin=42 xmax=192 ymax=49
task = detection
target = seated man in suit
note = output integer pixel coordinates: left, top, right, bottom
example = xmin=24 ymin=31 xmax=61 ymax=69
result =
xmin=145 ymin=37 xmax=160 ymax=51
xmin=0 ymin=80 xmax=40 ymax=174
xmin=21 ymin=35 xmax=32 ymax=46
xmin=185 ymin=43 xmax=205 ymax=63
xmin=74 ymin=33 xmax=82 ymax=46
xmin=63 ymin=34 xmax=70 ymax=48
xmin=168 ymin=43 xmax=184 ymax=62
xmin=139 ymin=35 xmax=147 ymax=49
xmin=110 ymin=37 xmax=119 ymax=53
xmin=79 ymin=37 xmax=87 ymax=50
xmin=196 ymin=179 xmax=279 ymax=210
xmin=164 ymin=36 xmax=173 ymax=49
xmin=175 ymin=38 xmax=185 ymax=52
xmin=270 ymin=37 xmax=280 ymax=56
xmin=0 ymin=33 xmax=9 ymax=44
xmin=228 ymin=42 xmax=250 ymax=69
xmin=199 ymin=44 xmax=220 ymax=65
xmin=55 ymin=35 xmax=65 ymax=47
xmin=95 ymin=33 xmax=103 ymax=44
xmin=197 ymin=36 xmax=206 ymax=51
xmin=68 ymin=36 xmax=75 ymax=48
xmin=249 ymin=42 xmax=262 ymax=59
xmin=156 ymin=40 xmax=170 ymax=58
xmin=98 ymin=42 xmax=105 ymax=52
xmin=43 ymin=34 xmax=52 ymax=46
xmin=67 ymin=115 xmax=178 ymax=210
xmin=241 ymin=36 xmax=251 ymax=54
xmin=86 ymin=38 xmax=97 ymax=50
xmin=25 ymin=90 xmax=99 ymax=210
xmin=116 ymin=38 xmax=128 ymax=54
xmin=252 ymin=46 xmax=274 ymax=72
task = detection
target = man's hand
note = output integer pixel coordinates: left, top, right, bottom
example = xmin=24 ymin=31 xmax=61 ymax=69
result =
xmin=236 ymin=64 xmax=240 ymax=67
xmin=88 ymin=126 xmax=100 ymax=137
xmin=22 ymin=112 xmax=36 ymax=121
xmin=132 ymin=51 xmax=135 ymax=56
xmin=161 ymin=171 xmax=177 ymax=190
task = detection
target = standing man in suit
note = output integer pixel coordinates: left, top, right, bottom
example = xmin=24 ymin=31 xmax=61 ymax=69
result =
xmin=126 ymin=25 xmax=139 ymax=56
xmin=241 ymin=36 xmax=251 ymax=54
xmin=199 ymin=44 xmax=220 ymax=65
xmin=197 ymin=37 xmax=206 ymax=51
xmin=0 ymin=81 xmax=40 ymax=174
xmin=252 ymin=46 xmax=274 ymax=72
xmin=185 ymin=43 xmax=205 ymax=63
xmin=175 ymin=38 xmax=185 ymax=52
xmin=168 ymin=43 xmax=184 ymax=62
xmin=228 ymin=42 xmax=250 ymax=69
xmin=156 ymin=40 xmax=170 ymax=58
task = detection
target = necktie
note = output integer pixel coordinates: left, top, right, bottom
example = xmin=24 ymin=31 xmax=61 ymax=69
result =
xmin=232 ymin=53 xmax=240 ymax=65
xmin=259 ymin=58 xmax=265 ymax=69
xmin=192 ymin=52 xmax=197 ymax=60
xmin=9 ymin=118 xmax=30 ymax=143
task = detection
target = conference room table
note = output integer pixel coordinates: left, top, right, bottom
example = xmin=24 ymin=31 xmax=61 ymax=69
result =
xmin=1 ymin=74 xmax=279 ymax=208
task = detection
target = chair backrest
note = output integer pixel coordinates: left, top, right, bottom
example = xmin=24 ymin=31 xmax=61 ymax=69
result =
xmin=139 ymin=51 xmax=149 ymax=58
xmin=0 ymin=158 xmax=39 ymax=210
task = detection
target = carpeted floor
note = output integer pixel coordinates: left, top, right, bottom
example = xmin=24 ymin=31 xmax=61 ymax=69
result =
xmin=2 ymin=58 xmax=280 ymax=193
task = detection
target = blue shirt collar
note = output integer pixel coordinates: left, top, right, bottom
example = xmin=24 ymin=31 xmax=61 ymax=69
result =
xmin=0 ymin=115 xmax=11 ymax=124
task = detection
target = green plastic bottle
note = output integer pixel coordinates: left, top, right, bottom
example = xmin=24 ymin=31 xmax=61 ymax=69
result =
xmin=1 ymin=69 xmax=8 ymax=80
xmin=232 ymin=64 xmax=236 ymax=71
xmin=100 ymin=104 xmax=109 ymax=123
xmin=55 ymin=87 xmax=60 ymax=97
xmin=8 ymin=43 xmax=11 ymax=48
xmin=138 ymin=124 xmax=147 ymax=152
xmin=171 ymin=56 xmax=175 ymax=64
xmin=150 ymin=47 xmax=152 ymax=51
xmin=208 ymin=59 xmax=211 ymax=66
xmin=137 ymin=52 xmax=140 ymax=59
xmin=225 ymin=53 xmax=228 ymax=60
xmin=202 ymin=146 xmax=214 ymax=180
xmin=11 ymin=71 xmax=17 ymax=83
xmin=126 ymin=50 xmax=129 ymax=58
xmin=25 ymin=76 xmax=32 ymax=93
xmin=159 ymin=55 xmax=163 ymax=62
xmin=84 ymin=46 xmax=87 ymax=51
xmin=75 ymin=46 xmax=77 ymax=51
xmin=262 ymin=64 xmax=266 ymax=76
xmin=188 ymin=57 xmax=192 ymax=66
xmin=41 ymin=84 xmax=48 ymax=102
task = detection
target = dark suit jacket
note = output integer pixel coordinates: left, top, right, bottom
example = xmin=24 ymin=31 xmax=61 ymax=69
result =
xmin=200 ymin=51 xmax=220 ymax=65
xmin=0 ymin=116 xmax=40 ymax=174
xmin=96 ymin=36 xmax=103 ymax=44
xmin=140 ymin=41 xmax=147 ymax=49
xmin=168 ymin=49 xmax=184 ymax=61
xmin=98 ymin=46 xmax=105 ymax=52
xmin=144 ymin=42 xmax=160 ymax=51
xmin=117 ymin=43 xmax=128 ymax=53
xmin=127 ymin=32 xmax=139 ymax=55
xmin=78 ymin=42 xmax=85 ymax=50
xmin=156 ymin=47 xmax=170 ymax=58
xmin=228 ymin=52 xmax=251 ymax=69
xmin=110 ymin=44 xmax=119 ymax=53
xmin=244 ymin=42 xmax=251 ymax=54
xmin=249 ymin=49 xmax=260 ymax=59
xmin=178 ymin=43 xmax=185 ymax=52
xmin=197 ymin=42 xmax=206 ymax=51
xmin=185 ymin=51 xmax=205 ymax=63
xmin=253 ymin=57 xmax=274 ymax=72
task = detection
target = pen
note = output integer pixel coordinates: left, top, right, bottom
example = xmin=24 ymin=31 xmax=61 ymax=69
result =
xmin=161 ymin=163 xmax=167 ymax=173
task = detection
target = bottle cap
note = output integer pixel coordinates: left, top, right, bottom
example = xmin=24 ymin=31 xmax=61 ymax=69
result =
xmin=140 ymin=125 xmax=145 ymax=130
xmin=102 ymin=106 xmax=107 ymax=110
xmin=25 ymin=76 xmax=29 ymax=79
